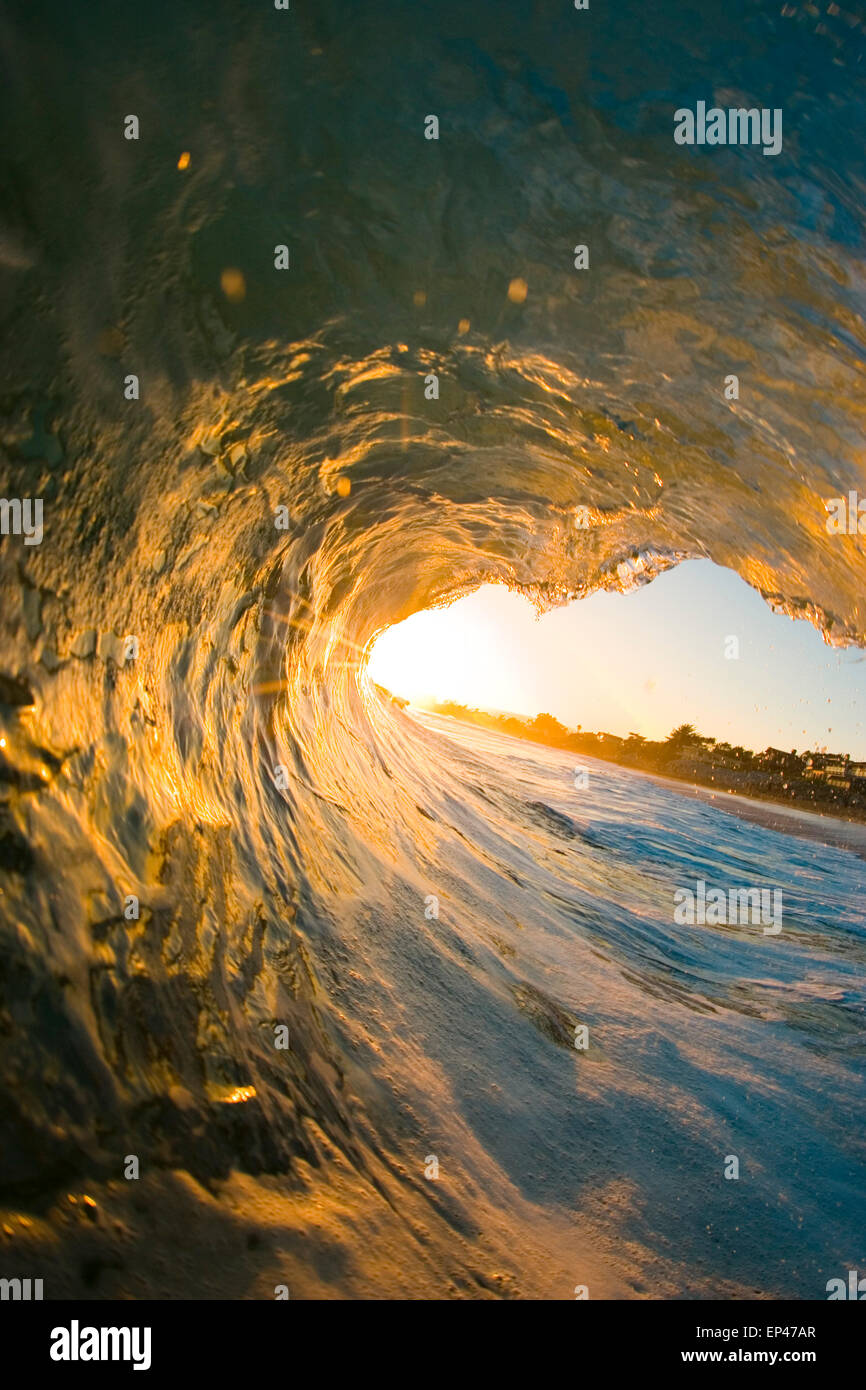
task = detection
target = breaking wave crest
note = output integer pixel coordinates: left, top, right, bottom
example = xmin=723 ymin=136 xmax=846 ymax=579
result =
xmin=0 ymin=0 xmax=865 ymax=1297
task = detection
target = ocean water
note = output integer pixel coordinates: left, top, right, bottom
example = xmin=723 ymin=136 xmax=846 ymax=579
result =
xmin=0 ymin=0 xmax=865 ymax=1297
xmin=389 ymin=713 xmax=866 ymax=1295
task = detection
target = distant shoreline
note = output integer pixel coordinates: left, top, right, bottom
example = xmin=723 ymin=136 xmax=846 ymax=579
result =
xmin=634 ymin=761 xmax=866 ymax=827
xmin=642 ymin=768 xmax=866 ymax=862
xmin=420 ymin=707 xmax=866 ymax=860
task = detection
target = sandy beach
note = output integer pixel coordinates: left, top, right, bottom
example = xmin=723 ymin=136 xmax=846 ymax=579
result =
xmin=648 ymin=773 xmax=866 ymax=862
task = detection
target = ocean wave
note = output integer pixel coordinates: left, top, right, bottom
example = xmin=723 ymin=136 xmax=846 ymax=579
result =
xmin=0 ymin=0 xmax=865 ymax=1296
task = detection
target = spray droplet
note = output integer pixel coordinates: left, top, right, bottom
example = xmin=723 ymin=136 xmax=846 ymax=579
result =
xmin=220 ymin=268 xmax=246 ymax=303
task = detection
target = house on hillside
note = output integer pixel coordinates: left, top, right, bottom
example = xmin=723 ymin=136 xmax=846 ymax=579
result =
xmin=802 ymin=751 xmax=851 ymax=791
xmin=757 ymin=747 xmax=802 ymax=773
xmin=803 ymin=752 xmax=847 ymax=772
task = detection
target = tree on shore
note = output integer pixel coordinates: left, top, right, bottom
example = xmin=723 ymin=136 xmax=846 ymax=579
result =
xmin=666 ymin=723 xmax=699 ymax=749
xmin=531 ymin=712 xmax=568 ymax=744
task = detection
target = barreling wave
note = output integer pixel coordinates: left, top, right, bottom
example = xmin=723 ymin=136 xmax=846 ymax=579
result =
xmin=0 ymin=0 xmax=865 ymax=1297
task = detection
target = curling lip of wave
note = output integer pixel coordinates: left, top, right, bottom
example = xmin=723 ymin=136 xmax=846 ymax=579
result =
xmin=0 ymin=0 xmax=864 ymax=1298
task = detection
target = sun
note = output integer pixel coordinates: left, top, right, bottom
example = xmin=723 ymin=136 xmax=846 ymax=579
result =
xmin=366 ymin=586 xmax=539 ymax=711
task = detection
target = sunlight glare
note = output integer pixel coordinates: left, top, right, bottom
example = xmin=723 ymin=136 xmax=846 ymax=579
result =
xmin=366 ymin=587 xmax=534 ymax=709
xmin=365 ymin=566 xmax=866 ymax=757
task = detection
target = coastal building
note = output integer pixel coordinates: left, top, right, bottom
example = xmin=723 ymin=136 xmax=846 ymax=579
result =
xmin=803 ymin=752 xmax=848 ymax=773
xmin=758 ymin=747 xmax=801 ymax=772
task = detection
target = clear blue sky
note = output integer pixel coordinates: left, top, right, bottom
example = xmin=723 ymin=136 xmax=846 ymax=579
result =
xmin=368 ymin=559 xmax=866 ymax=759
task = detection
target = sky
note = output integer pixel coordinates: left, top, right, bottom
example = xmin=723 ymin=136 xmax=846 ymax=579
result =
xmin=367 ymin=559 xmax=866 ymax=759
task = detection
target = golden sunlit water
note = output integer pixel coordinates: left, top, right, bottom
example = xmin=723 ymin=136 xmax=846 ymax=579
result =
xmin=0 ymin=0 xmax=864 ymax=1305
